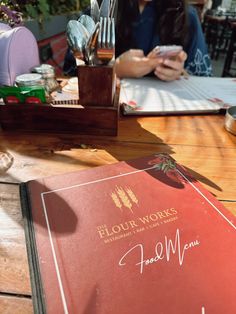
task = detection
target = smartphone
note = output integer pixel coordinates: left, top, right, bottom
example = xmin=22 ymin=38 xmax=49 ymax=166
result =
xmin=153 ymin=45 xmax=183 ymax=58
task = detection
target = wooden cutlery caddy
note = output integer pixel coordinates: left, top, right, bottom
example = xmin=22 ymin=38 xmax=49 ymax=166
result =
xmin=78 ymin=63 xmax=116 ymax=107
xmin=0 ymin=64 xmax=120 ymax=136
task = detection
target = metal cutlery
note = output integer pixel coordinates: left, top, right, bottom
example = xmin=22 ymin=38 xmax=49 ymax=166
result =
xmin=84 ymin=22 xmax=100 ymax=65
xmin=99 ymin=0 xmax=110 ymax=18
xmin=78 ymin=14 xmax=96 ymax=36
xmin=66 ymin=0 xmax=116 ymax=66
xmin=90 ymin=0 xmax=100 ymax=23
xmin=97 ymin=16 xmax=115 ymax=64
xmin=109 ymin=0 xmax=117 ymax=18
xmin=66 ymin=20 xmax=90 ymax=61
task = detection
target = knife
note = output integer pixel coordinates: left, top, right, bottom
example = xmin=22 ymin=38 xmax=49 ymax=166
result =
xmin=99 ymin=0 xmax=110 ymax=18
xmin=109 ymin=0 xmax=117 ymax=18
xmin=90 ymin=0 xmax=100 ymax=23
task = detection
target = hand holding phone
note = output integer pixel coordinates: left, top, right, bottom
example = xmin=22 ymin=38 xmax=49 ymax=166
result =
xmin=149 ymin=45 xmax=187 ymax=81
xmin=152 ymin=45 xmax=183 ymax=59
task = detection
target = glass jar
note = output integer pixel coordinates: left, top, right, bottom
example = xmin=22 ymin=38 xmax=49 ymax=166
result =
xmin=31 ymin=64 xmax=59 ymax=93
xmin=15 ymin=73 xmax=45 ymax=87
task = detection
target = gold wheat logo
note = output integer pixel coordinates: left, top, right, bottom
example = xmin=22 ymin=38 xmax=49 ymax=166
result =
xmin=110 ymin=186 xmax=138 ymax=213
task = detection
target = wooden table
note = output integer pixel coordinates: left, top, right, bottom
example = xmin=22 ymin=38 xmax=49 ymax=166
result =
xmin=0 ymin=114 xmax=236 ymax=313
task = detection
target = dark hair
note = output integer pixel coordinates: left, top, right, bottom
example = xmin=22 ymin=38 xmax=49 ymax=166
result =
xmin=115 ymin=0 xmax=188 ymax=56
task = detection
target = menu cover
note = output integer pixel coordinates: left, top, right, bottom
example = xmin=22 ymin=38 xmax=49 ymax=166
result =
xmin=120 ymin=76 xmax=236 ymax=115
xmin=20 ymin=154 xmax=236 ymax=314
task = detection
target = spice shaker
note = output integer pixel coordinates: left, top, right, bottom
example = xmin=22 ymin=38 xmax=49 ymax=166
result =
xmin=31 ymin=64 xmax=59 ymax=93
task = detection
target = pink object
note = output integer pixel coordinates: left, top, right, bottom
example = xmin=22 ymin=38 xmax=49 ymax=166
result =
xmin=0 ymin=22 xmax=11 ymax=31
xmin=0 ymin=25 xmax=40 ymax=86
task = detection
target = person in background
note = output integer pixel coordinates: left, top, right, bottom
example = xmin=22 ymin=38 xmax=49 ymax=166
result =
xmin=202 ymin=0 xmax=212 ymax=21
xmin=211 ymin=0 xmax=222 ymax=10
xmin=115 ymin=0 xmax=212 ymax=80
xmin=63 ymin=0 xmax=212 ymax=80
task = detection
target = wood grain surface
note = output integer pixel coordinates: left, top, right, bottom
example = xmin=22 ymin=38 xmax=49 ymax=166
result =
xmin=0 ymin=295 xmax=33 ymax=314
xmin=0 ymin=114 xmax=235 ymax=313
xmin=0 ymin=184 xmax=31 ymax=295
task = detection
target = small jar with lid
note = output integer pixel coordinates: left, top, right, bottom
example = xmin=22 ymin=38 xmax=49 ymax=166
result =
xmin=15 ymin=73 xmax=45 ymax=87
xmin=31 ymin=64 xmax=59 ymax=93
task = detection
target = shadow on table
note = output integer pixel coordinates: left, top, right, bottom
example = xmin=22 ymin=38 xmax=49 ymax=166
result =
xmin=21 ymin=180 xmax=78 ymax=235
xmin=124 ymin=153 xmax=222 ymax=195
xmin=0 ymin=117 xmax=222 ymax=191
xmin=0 ymin=117 xmax=222 ymax=233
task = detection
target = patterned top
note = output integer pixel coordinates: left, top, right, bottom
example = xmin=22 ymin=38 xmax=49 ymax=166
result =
xmin=132 ymin=4 xmax=212 ymax=76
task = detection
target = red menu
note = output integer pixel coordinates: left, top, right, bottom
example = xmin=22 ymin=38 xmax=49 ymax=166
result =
xmin=20 ymin=154 xmax=236 ymax=314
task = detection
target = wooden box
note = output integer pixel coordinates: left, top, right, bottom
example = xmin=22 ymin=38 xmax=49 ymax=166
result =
xmin=0 ymin=65 xmax=119 ymax=136
xmin=0 ymin=101 xmax=119 ymax=136
xmin=78 ymin=64 xmax=116 ymax=107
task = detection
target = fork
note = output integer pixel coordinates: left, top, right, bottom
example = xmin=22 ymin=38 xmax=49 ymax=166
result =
xmin=97 ymin=16 xmax=115 ymax=64
xmin=109 ymin=0 xmax=117 ymax=18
